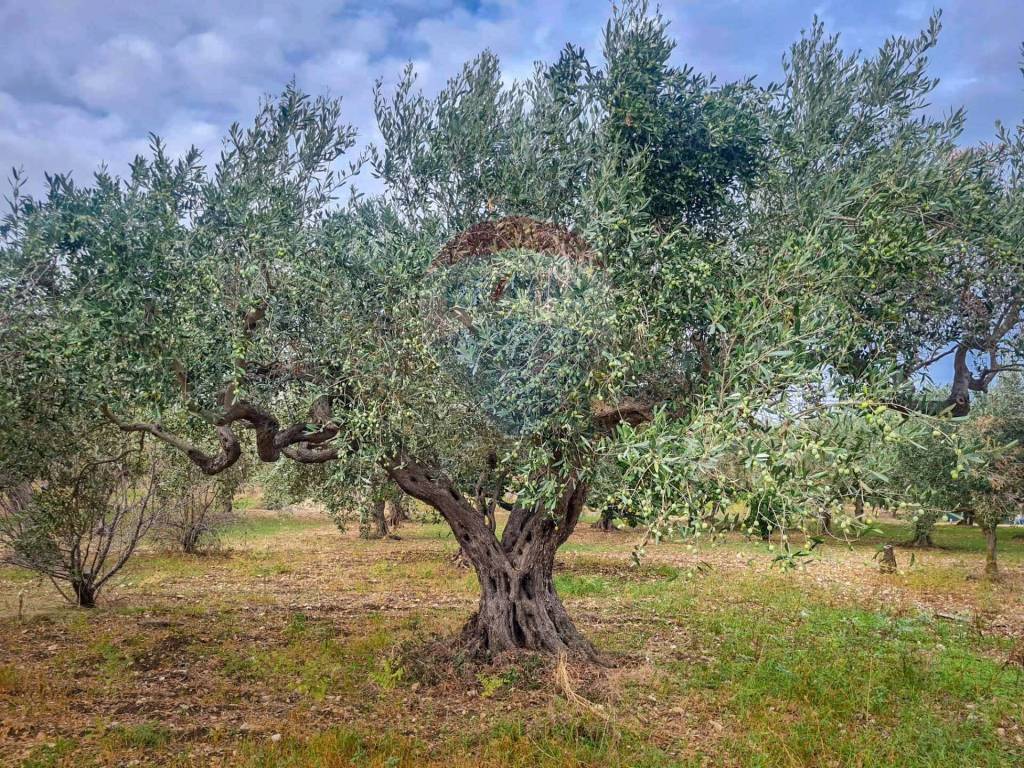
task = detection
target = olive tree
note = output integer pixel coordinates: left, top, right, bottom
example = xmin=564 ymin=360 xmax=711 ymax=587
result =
xmin=353 ymin=478 xmax=405 ymax=541
xmin=0 ymin=2 xmax=980 ymax=654
xmin=158 ymin=453 xmax=247 ymax=554
xmin=889 ymin=420 xmax=978 ymax=547
xmin=887 ymin=376 xmax=1023 ymax=558
xmin=971 ymin=376 xmax=1024 ymax=577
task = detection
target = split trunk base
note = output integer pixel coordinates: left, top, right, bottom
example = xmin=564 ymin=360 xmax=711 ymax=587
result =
xmin=460 ymin=566 xmax=596 ymax=659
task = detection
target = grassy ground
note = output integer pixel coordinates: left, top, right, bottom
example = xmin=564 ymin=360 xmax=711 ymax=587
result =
xmin=1 ymin=506 xmax=1023 ymax=767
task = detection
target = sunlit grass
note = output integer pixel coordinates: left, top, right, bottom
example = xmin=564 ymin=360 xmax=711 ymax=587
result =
xmin=221 ymin=513 xmax=329 ymax=541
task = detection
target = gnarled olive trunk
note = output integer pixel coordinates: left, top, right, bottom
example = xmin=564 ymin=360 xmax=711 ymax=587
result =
xmin=388 ymin=457 xmax=595 ymax=658
xmin=464 ymin=498 xmax=593 ymax=657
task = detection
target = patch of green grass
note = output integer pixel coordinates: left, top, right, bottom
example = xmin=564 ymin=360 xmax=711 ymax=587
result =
xmin=222 ymin=621 xmax=397 ymax=702
xmin=88 ymin=638 xmax=132 ymax=680
xmin=237 ymin=727 xmax=397 ymax=768
xmin=899 ymin=563 xmax=977 ymax=593
xmin=225 ymin=550 xmax=302 ymax=580
xmin=555 ymin=573 xmax=615 ymax=598
xmin=465 ymin=716 xmax=687 ymax=767
xmin=236 ymin=717 xmax=686 ymax=768
xmin=0 ymin=564 xmax=40 ymax=583
xmin=858 ymin=520 xmax=1024 ymax=559
xmin=222 ymin=515 xmax=326 ymax=540
xmin=285 ymin=611 xmax=310 ymax=637
xmin=121 ymin=552 xmax=208 ymax=584
xmin=677 ymin=586 xmax=1023 ymax=767
xmin=561 ymin=539 xmax=631 ymax=556
xmin=217 ymin=647 xmax=259 ymax=681
xmin=252 ymin=561 xmax=296 ymax=578
xmin=19 ymin=738 xmax=76 ymax=768
xmin=391 ymin=521 xmax=457 ymax=541
xmin=369 ymin=559 xmax=444 ymax=582
xmin=233 ymin=493 xmax=261 ymax=512
xmin=103 ymin=722 xmax=172 ymax=749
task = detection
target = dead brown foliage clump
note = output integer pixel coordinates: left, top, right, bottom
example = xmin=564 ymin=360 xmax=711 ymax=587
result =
xmin=433 ymin=216 xmax=595 ymax=269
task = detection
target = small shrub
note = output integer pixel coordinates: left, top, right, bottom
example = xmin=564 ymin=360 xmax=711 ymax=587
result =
xmin=369 ymin=656 xmax=405 ymax=691
xmin=157 ymin=457 xmax=246 ymax=554
xmin=0 ymin=431 xmax=163 ymax=607
xmin=476 ymin=671 xmax=512 ymax=698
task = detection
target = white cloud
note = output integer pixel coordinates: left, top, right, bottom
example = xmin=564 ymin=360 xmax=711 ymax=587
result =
xmin=0 ymin=91 xmax=148 ymax=184
xmin=74 ymin=34 xmax=164 ymax=110
xmin=175 ymin=31 xmax=237 ymax=72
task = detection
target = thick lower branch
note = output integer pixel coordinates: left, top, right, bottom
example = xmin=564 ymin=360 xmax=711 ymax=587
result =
xmin=103 ymin=394 xmax=349 ymax=474
xmin=103 ymin=406 xmax=242 ymax=475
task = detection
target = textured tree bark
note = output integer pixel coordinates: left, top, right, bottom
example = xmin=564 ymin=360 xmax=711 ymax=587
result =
xmin=591 ymin=506 xmax=615 ymax=531
xmin=72 ymin=579 xmax=97 ymax=608
xmin=360 ymin=499 xmax=390 ymax=540
xmin=854 ymin=495 xmax=865 ymax=520
xmin=449 ymin=547 xmax=472 ymax=569
xmin=943 ymin=346 xmax=974 ymax=417
xmin=387 ymin=457 xmax=596 ymax=658
xmin=984 ymin=525 xmax=999 ymax=579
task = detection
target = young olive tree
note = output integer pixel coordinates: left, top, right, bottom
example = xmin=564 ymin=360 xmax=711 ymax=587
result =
xmin=159 ymin=454 xmax=247 ymax=554
xmin=970 ymin=376 xmax=1024 ymax=577
xmin=888 ymin=378 xmax=1022 ymax=560
xmin=0 ymin=431 xmax=162 ymax=607
xmin=889 ymin=421 xmax=977 ymax=547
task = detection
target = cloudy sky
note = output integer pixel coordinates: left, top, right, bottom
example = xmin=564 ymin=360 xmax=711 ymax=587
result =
xmin=1 ymin=0 xmax=1021 ymax=196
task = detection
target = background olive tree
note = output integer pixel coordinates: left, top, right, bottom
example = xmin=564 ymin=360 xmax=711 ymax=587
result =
xmin=968 ymin=376 xmax=1024 ymax=577
xmin=756 ymin=14 xmax=1023 ymax=419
